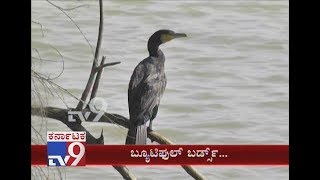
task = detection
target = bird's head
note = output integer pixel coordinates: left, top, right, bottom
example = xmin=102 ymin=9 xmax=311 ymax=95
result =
xmin=148 ymin=29 xmax=187 ymax=56
xmin=149 ymin=29 xmax=187 ymax=45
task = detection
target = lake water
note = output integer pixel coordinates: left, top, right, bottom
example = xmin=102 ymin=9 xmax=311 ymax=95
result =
xmin=31 ymin=0 xmax=288 ymax=179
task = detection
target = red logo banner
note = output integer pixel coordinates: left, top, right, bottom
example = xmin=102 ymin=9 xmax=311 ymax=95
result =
xmin=32 ymin=145 xmax=288 ymax=166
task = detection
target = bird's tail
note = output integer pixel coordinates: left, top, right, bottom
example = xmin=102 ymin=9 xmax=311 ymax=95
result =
xmin=125 ymin=123 xmax=147 ymax=145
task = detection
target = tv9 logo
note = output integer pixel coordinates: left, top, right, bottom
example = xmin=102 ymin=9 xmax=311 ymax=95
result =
xmin=68 ymin=97 xmax=108 ymax=122
xmin=47 ymin=132 xmax=86 ymax=166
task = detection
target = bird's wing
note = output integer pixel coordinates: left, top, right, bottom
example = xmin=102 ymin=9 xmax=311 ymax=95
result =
xmin=160 ymin=73 xmax=167 ymax=98
xmin=150 ymin=74 xmax=166 ymax=120
xmin=128 ymin=63 xmax=146 ymax=123
xmin=139 ymin=79 xmax=162 ymax=112
xmin=128 ymin=66 xmax=165 ymax=125
xmin=128 ymin=63 xmax=145 ymax=90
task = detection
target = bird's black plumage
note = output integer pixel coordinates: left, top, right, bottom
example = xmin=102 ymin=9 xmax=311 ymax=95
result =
xmin=125 ymin=29 xmax=187 ymax=144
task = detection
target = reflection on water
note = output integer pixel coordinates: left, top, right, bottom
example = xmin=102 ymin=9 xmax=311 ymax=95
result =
xmin=32 ymin=0 xmax=288 ymax=179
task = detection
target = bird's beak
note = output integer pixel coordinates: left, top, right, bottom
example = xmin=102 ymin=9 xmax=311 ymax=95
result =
xmin=161 ymin=33 xmax=187 ymax=43
xmin=173 ymin=33 xmax=187 ymax=38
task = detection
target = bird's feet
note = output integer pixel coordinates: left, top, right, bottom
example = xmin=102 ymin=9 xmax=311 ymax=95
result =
xmin=147 ymin=126 xmax=154 ymax=143
xmin=147 ymin=126 xmax=153 ymax=132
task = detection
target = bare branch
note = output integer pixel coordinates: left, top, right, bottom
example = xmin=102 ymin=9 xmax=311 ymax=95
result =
xmin=32 ymin=56 xmax=61 ymax=62
xmin=31 ymin=20 xmax=44 ymax=37
xmin=181 ymin=166 xmax=206 ymax=180
xmin=90 ymin=56 xmax=106 ymax=101
xmin=113 ymin=166 xmax=137 ymax=180
xmin=47 ymin=44 xmax=65 ymax=80
xmin=32 ymin=48 xmax=43 ymax=68
xmin=31 ymin=125 xmax=46 ymax=144
xmin=32 ymin=70 xmax=69 ymax=108
xmin=57 ymin=4 xmax=90 ymax=11
xmin=31 ymin=70 xmax=81 ymax=101
xmin=94 ymin=0 xmax=104 ymax=64
xmin=76 ymin=0 xmax=104 ymax=110
xmin=31 ymin=76 xmax=48 ymax=130
xmin=46 ymin=0 xmax=94 ymax=55
xmin=147 ymin=130 xmax=174 ymax=144
xmin=47 ymin=81 xmax=70 ymax=108
xmin=95 ymin=61 xmax=121 ymax=72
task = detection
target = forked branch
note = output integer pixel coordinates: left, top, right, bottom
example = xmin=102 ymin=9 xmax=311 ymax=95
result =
xmin=90 ymin=56 xmax=106 ymax=101
xmin=76 ymin=0 xmax=104 ymax=110
xmin=95 ymin=61 xmax=121 ymax=72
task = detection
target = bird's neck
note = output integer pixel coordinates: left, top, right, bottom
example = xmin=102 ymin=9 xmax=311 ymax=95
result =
xmin=148 ymin=49 xmax=165 ymax=69
xmin=148 ymin=40 xmax=161 ymax=57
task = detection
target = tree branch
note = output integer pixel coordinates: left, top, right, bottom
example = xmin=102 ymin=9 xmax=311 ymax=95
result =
xmin=90 ymin=56 xmax=106 ymax=101
xmin=31 ymin=106 xmax=206 ymax=180
xmin=181 ymin=166 xmax=206 ymax=180
xmin=76 ymin=0 xmax=104 ymax=110
xmin=46 ymin=0 xmax=94 ymax=54
xmin=32 ymin=20 xmax=44 ymax=37
xmin=95 ymin=61 xmax=121 ymax=72
xmin=113 ymin=166 xmax=137 ymax=180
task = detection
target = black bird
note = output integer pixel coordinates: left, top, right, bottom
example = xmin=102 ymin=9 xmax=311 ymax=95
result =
xmin=125 ymin=29 xmax=187 ymax=144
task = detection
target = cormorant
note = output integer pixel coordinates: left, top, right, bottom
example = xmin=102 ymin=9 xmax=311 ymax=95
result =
xmin=125 ymin=29 xmax=187 ymax=145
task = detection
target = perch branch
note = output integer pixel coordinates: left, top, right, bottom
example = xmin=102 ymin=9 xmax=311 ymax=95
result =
xmin=113 ymin=166 xmax=137 ymax=180
xmin=31 ymin=106 xmax=206 ymax=180
xmin=76 ymin=0 xmax=104 ymax=110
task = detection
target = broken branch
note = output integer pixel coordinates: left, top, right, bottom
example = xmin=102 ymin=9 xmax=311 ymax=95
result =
xmin=95 ymin=61 xmax=121 ymax=72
